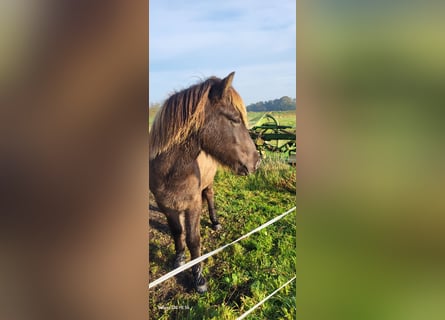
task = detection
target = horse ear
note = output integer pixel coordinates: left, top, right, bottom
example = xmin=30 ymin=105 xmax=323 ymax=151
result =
xmin=222 ymin=72 xmax=235 ymax=92
xmin=210 ymin=72 xmax=235 ymax=100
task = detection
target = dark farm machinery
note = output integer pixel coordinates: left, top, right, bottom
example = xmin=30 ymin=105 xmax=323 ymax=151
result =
xmin=249 ymin=113 xmax=296 ymax=165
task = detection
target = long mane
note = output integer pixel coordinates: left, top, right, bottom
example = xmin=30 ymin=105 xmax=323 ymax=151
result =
xmin=149 ymin=76 xmax=247 ymax=160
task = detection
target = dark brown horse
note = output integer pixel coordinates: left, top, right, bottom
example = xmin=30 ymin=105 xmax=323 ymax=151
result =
xmin=149 ymin=72 xmax=260 ymax=293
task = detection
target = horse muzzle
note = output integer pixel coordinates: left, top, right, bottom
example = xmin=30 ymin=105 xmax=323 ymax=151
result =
xmin=237 ymin=157 xmax=261 ymax=176
xmin=237 ymin=164 xmax=250 ymax=176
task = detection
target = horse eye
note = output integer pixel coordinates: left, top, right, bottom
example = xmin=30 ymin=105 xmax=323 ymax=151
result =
xmin=222 ymin=112 xmax=241 ymax=124
xmin=230 ymin=117 xmax=241 ymax=124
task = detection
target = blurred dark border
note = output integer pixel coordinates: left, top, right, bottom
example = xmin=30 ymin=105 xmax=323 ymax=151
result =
xmin=1 ymin=1 xmax=148 ymax=319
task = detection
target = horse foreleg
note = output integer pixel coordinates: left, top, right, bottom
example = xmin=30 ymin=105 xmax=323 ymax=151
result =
xmin=165 ymin=212 xmax=186 ymax=268
xmin=202 ymin=185 xmax=221 ymax=230
xmin=185 ymin=208 xmax=207 ymax=293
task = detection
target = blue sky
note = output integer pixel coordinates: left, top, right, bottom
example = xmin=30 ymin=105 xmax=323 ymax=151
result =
xmin=149 ymin=0 xmax=296 ymax=105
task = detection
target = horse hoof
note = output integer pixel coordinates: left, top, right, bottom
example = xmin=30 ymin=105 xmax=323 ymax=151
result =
xmin=212 ymin=223 xmax=222 ymax=231
xmin=174 ymin=259 xmax=185 ymax=268
xmin=174 ymin=254 xmax=185 ymax=268
xmin=195 ymin=279 xmax=208 ymax=294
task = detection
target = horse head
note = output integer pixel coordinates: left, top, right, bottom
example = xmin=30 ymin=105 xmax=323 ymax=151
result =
xmin=200 ymin=72 xmax=260 ymax=175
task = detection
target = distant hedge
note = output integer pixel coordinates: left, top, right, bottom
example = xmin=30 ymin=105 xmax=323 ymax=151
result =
xmin=246 ymin=96 xmax=296 ymax=112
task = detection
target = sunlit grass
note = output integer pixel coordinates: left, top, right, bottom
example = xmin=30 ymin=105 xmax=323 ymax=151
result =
xmin=149 ymin=158 xmax=296 ymax=319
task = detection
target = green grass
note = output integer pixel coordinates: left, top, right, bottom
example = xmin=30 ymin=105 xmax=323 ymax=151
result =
xmin=247 ymin=111 xmax=296 ymax=128
xmin=149 ymin=158 xmax=296 ymax=319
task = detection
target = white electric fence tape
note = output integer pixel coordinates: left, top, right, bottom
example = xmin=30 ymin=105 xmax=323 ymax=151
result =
xmin=236 ymin=276 xmax=296 ymax=320
xmin=149 ymin=206 xmax=296 ymax=289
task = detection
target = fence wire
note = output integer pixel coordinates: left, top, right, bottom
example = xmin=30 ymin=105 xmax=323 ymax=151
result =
xmin=149 ymin=206 xmax=296 ymax=289
xmin=236 ymin=276 xmax=296 ymax=320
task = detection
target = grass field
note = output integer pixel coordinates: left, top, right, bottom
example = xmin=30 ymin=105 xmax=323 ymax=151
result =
xmin=247 ymin=110 xmax=296 ymax=128
xmin=149 ymin=108 xmax=296 ymax=319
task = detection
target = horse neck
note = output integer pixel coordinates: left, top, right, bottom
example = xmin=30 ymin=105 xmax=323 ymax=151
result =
xmin=151 ymin=137 xmax=201 ymax=180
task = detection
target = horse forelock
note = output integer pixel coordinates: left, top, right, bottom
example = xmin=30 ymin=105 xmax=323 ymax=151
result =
xmin=227 ymin=87 xmax=248 ymax=126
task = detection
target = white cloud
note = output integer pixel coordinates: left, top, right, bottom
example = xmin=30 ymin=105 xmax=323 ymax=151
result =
xmin=149 ymin=0 xmax=296 ymax=104
xmin=149 ymin=60 xmax=295 ymax=105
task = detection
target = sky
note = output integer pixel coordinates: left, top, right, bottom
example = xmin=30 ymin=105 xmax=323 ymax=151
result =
xmin=149 ymin=0 xmax=296 ymax=105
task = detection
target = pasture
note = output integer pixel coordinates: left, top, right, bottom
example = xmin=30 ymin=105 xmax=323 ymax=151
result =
xmin=247 ymin=110 xmax=296 ymax=128
xmin=149 ymin=109 xmax=296 ymax=319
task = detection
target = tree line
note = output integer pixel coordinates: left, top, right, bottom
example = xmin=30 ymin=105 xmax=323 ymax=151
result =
xmin=246 ymin=96 xmax=296 ymax=112
xmin=149 ymin=96 xmax=296 ymax=112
